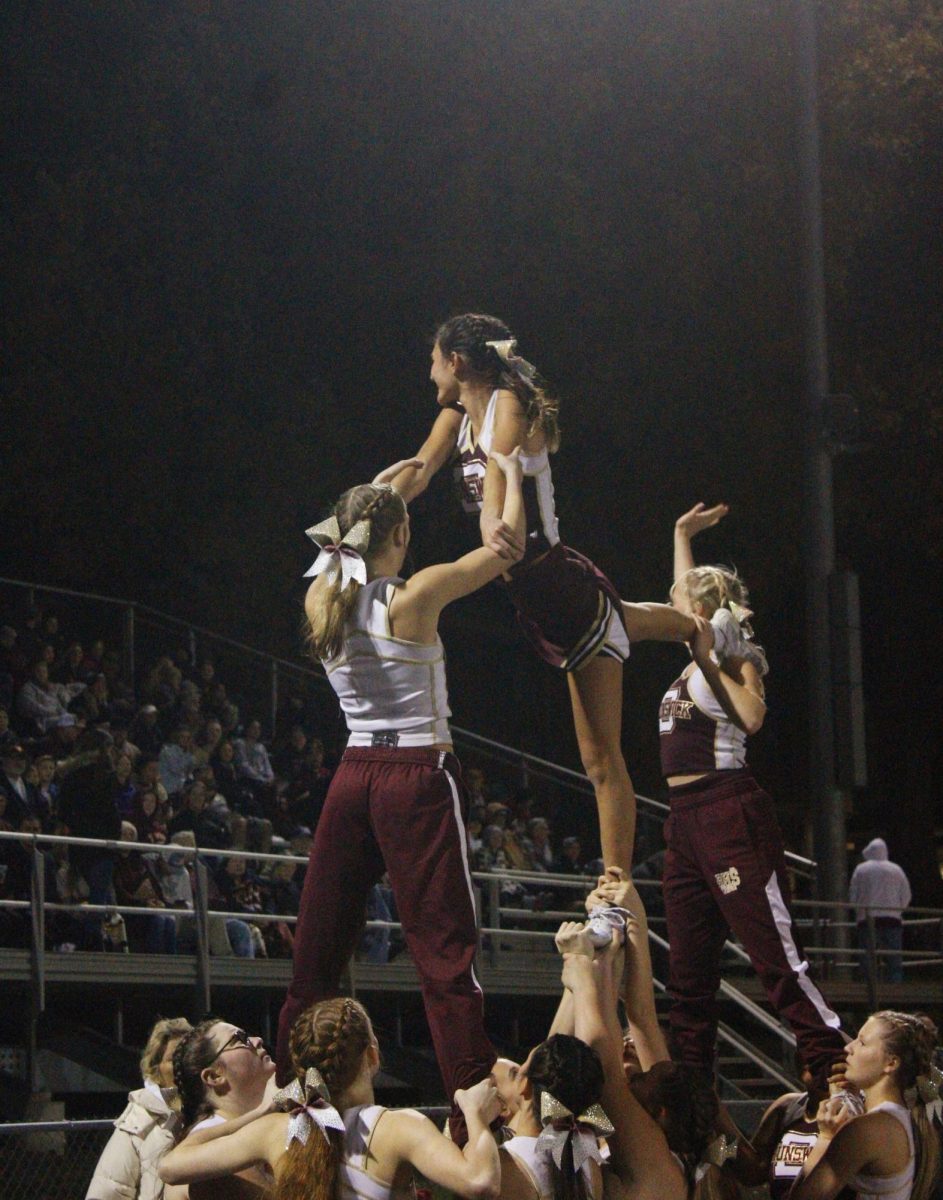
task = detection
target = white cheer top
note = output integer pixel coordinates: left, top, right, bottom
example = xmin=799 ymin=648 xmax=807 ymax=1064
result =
xmin=501 ymin=1134 xmax=601 ymax=1200
xmin=337 ymin=1105 xmax=415 ymax=1200
xmin=848 ymin=1102 xmax=914 ymax=1200
xmin=324 ymin=578 xmax=451 ymax=747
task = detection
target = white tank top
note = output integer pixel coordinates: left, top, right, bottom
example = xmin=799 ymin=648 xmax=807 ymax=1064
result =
xmin=324 ymin=578 xmax=451 ymax=747
xmin=848 ymin=1103 xmax=914 ymax=1200
xmin=455 ymin=390 xmax=560 ymax=560
xmin=337 ymin=1105 xmax=415 ymax=1200
xmin=501 ymin=1134 xmax=601 ymax=1200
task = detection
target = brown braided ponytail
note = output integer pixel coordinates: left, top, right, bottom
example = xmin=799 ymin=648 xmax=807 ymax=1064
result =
xmin=275 ymin=998 xmax=374 ymax=1200
xmin=304 ymin=486 xmax=408 ymax=661
xmin=874 ymin=1011 xmax=941 ymax=1200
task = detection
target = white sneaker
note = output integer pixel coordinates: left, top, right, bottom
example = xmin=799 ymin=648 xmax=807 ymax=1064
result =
xmin=586 ymin=906 xmax=631 ymax=948
xmin=709 ymin=608 xmax=749 ymax=661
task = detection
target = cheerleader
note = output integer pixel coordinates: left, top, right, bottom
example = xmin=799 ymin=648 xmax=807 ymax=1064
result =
xmin=275 ymin=451 xmax=525 ymax=1142
xmin=393 ymin=313 xmax=712 ymax=872
xmin=660 ymin=503 xmax=845 ymax=1085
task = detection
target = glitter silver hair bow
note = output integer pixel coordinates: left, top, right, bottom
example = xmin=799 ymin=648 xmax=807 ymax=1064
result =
xmin=905 ymin=1064 xmax=943 ymax=1122
xmin=303 ymin=513 xmax=372 ymax=589
xmin=485 ymin=338 xmax=537 ymax=382
xmin=273 ymin=1067 xmax=346 ymax=1146
xmin=694 ymin=1134 xmax=738 ymax=1182
xmin=535 ymin=1093 xmax=614 ymax=1175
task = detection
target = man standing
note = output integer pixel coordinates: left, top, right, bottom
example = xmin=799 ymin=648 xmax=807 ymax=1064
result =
xmin=848 ymin=838 xmax=912 ymax=983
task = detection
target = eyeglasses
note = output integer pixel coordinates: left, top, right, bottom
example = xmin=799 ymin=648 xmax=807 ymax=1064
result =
xmin=210 ymin=1028 xmax=253 ymax=1062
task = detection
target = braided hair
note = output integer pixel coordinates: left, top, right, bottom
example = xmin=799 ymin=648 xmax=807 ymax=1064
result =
xmin=436 ymin=313 xmax=561 ymax=452
xmin=171 ymin=1017 xmax=225 ymax=1129
xmin=304 ymin=484 xmax=408 ymax=661
xmin=630 ymin=1061 xmax=719 ymax=1195
xmin=873 ymin=1011 xmax=941 ymax=1200
xmin=524 ymin=1034 xmax=605 ymax=1200
xmin=276 ymin=998 xmax=374 ymax=1200
xmin=672 ymin=564 xmax=769 ymax=676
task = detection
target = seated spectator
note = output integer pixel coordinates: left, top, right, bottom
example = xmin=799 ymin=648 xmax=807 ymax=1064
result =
xmin=79 ymin=638 xmax=105 ymax=679
xmin=284 ymin=735 xmax=331 ymax=830
xmin=132 ymin=788 xmax=168 ymax=845
xmin=26 ymin=753 xmax=58 ymax=830
xmin=0 ymin=814 xmax=46 ymax=947
xmin=162 ymin=831 xmax=256 ymax=958
xmin=158 ymin=727 xmax=195 ymax=799
xmin=113 ymin=752 xmax=137 ymax=819
xmin=175 ymin=681 xmax=203 ymax=735
xmin=194 ymin=763 xmax=250 ymax=850
xmin=232 ymin=719 xmax=275 ymax=809
xmin=193 ymin=718 xmax=223 ymax=770
xmin=209 ymin=739 xmax=256 ymax=812
xmin=39 ymin=610 xmax=65 ymax=658
xmin=17 ymin=661 xmax=78 ymax=734
xmin=259 ymin=854 xmax=300 ymax=958
xmin=167 ymin=779 xmax=230 ymax=849
xmin=527 ymin=817 xmax=555 ymax=871
xmin=110 ymin=723 xmax=140 ymax=767
xmin=215 ymin=856 xmax=266 ymax=956
xmin=475 ymin=824 xmax=509 ymax=872
xmin=467 ymin=804 xmax=485 ymax=856
xmin=135 ymin=755 xmax=170 ymax=815
xmin=142 ymin=657 xmax=182 ymax=715
xmin=555 ymin=834 xmax=587 ymax=874
xmin=272 ymin=725 xmax=309 ymax=780
xmin=53 ymin=641 xmax=86 ymax=686
xmin=114 ymin=821 xmax=177 ymax=954
xmin=0 ymin=626 xmax=24 ymax=684
xmin=1 ymin=744 xmax=37 ymax=828
xmin=0 ymin=705 xmax=17 ymax=753
xmin=130 ymin=705 xmax=163 ymax=757
xmin=40 ymin=712 xmax=83 ymax=763
xmin=71 ymin=672 xmax=112 ymax=725
xmin=49 ymin=833 xmax=97 ymax=951
xmin=203 ymin=680 xmax=232 ymax=722
xmin=195 ymin=660 xmax=217 ymax=697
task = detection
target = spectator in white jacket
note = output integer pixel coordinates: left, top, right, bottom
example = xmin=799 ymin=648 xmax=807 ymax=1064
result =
xmin=848 ymin=837 xmax=913 ymax=983
xmin=86 ymin=1016 xmax=193 ymax=1200
xmin=17 ymin=661 xmax=84 ymax=734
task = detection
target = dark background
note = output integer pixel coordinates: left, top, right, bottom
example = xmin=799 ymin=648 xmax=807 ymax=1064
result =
xmin=3 ymin=1 xmax=941 ymax=897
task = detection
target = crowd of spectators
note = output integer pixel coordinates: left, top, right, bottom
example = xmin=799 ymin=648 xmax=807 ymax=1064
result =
xmin=0 ymin=601 xmax=625 ymax=963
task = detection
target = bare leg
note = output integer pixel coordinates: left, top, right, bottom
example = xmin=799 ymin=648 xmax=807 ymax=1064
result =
xmin=622 ymin=601 xmax=696 ymax=643
xmin=568 ymin=655 xmax=635 ymax=870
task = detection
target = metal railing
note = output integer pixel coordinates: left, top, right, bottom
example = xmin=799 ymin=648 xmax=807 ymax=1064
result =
xmin=4 ymin=829 xmax=941 ymax=1105
xmin=0 ymin=575 xmax=821 ymax=877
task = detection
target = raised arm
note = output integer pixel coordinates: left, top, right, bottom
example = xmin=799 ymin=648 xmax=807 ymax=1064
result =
xmin=480 ymin=390 xmax=527 ymax=558
xmin=555 ymin=923 xmax=686 ymax=1200
xmin=585 ymin=871 xmax=669 ymax=1070
xmin=391 ymin=408 xmax=464 ymax=502
xmin=673 ymin=503 xmax=729 ymax=587
xmin=381 ymin=1080 xmax=501 ymax=1199
xmin=392 ymin=450 xmax=525 ymax=636
xmin=690 ymin=617 xmax=767 ymax=735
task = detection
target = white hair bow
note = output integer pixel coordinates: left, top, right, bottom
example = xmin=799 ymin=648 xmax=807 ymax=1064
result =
xmin=303 ymin=514 xmax=370 ymax=590
xmin=273 ymin=1068 xmax=347 ymax=1146
xmin=694 ymin=1133 xmax=738 ymax=1182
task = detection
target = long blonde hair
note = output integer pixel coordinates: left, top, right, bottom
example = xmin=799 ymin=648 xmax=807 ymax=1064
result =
xmin=275 ymin=998 xmax=374 ymax=1200
xmin=305 ymin=486 xmax=407 ymax=661
xmin=873 ymin=1010 xmax=941 ymax=1200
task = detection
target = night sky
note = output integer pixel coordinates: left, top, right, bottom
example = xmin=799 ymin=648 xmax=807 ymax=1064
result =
xmin=4 ymin=1 xmax=942 ymax=897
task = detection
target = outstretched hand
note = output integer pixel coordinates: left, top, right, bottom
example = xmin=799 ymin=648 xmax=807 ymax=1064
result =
xmin=372 ymin=458 xmax=425 ymax=487
xmin=555 ymin=920 xmax=594 ymax=959
xmin=675 ymin=502 xmax=729 ymax=539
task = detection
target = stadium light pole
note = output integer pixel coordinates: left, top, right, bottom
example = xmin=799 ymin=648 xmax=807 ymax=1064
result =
xmin=794 ymin=0 xmax=849 ymax=910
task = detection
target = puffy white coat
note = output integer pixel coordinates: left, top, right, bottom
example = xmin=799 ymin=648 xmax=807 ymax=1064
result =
xmin=86 ymin=1085 xmax=181 ymax=1200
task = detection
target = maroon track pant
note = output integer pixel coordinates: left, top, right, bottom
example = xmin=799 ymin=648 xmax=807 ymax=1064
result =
xmin=663 ymin=770 xmax=845 ymax=1082
xmin=276 ymin=747 xmax=495 ymax=1141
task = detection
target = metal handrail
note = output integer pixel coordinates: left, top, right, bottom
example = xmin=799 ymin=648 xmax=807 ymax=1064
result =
xmin=0 ymin=574 xmax=820 ymax=875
